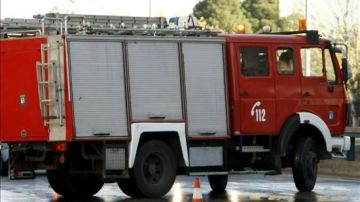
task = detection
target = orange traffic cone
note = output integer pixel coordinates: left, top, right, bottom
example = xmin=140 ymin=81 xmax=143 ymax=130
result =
xmin=52 ymin=192 xmax=60 ymax=201
xmin=192 ymin=177 xmax=203 ymax=202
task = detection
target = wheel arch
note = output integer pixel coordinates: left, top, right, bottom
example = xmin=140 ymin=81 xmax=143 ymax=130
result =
xmin=277 ymin=114 xmax=301 ymax=157
xmin=129 ymin=123 xmax=189 ymax=169
xmin=138 ymin=132 xmax=186 ymax=168
xmin=296 ymin=112 xmax=332 ymax=154
xmin=290 ymin=123 xmax=329 ymax=159
xmin=278 ymin=112 xmax=330 ymax=161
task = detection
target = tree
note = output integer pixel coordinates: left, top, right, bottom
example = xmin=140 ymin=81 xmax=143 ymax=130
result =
xmin=326 ymin=0 xmax=360 ymax=125
xmin=193 ymin=0 xmax=252 ymax=33
xmin=278 ymin=11 xmax=304 ymax=31
xmin=283 ymin=0 xmax=360 ymax=125
xmin=242 ymin=0 xmax=280 ymax=32
xmin=348 ymin=71 xmax=360 ymax=126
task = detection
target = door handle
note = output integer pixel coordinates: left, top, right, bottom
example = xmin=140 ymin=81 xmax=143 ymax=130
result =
xmin=199 ymin=132 xmax=216 ymax=136
xmin=93 ymin=133 xmax=110 ymax=136
xmin=303 ymin=92 xmax=311 ymax=97
xmin=240 ymin=91 xmax=250 ymax=97
xmin=148 ymin=116 xmax=166 ymax=120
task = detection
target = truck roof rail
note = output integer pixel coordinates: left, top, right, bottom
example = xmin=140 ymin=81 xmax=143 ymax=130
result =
xmin=264 ymin=30 xmax=319 ymax=44
xmin=1 ymin=13 xmax=220 ymax=38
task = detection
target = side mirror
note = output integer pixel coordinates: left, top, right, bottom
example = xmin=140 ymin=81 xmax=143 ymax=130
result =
xmin=342 ymin=58 xmax=352 ymax=82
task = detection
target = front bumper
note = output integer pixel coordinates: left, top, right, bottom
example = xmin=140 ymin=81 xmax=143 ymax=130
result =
xmin=330 ymin=136 xmax=351 ymax=152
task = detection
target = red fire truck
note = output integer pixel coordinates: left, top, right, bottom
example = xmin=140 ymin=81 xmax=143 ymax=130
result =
xmin=0 ymin=13 xmax=351 ymax=198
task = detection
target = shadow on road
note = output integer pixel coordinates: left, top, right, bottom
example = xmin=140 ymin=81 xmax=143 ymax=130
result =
xmin=206 ymin=191 xmax=318 ymax=202
xmin=294 ymin=192 xmax=317 ymax=202
xmin=51 ymin=191 xmax=318 ymax=202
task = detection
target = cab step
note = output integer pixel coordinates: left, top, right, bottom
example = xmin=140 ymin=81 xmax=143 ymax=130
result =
xmin=331 ymin=151 xmax=347 ymax=159
xmin=242 ymin=145 xmax=270 ymax=153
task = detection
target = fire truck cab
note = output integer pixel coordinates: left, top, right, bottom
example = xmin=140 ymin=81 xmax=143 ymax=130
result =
xmin=224 ymin=32 xmax=349 ymax=153
xmin=0 ymin=14 xmax=351 ymax=198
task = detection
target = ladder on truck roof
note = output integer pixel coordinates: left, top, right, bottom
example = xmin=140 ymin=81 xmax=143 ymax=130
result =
xmin=1 ymin=13 xmax=218 ymax=38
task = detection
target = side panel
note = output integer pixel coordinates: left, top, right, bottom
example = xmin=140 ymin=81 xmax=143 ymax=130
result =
xmin=236 ymin=44 xmax=276 ymax=134
xmin=127 ymin=41 xmax=182 ymax=121
xmin=189 ymin=146 xmax=223 ymax=167
xmin=0 ymin=37 xmax=49 ymax=141
xmin=68 ymin=41 xmax=128 ymax=137
xmin=183 ymin=42 xmax=228 ymax=137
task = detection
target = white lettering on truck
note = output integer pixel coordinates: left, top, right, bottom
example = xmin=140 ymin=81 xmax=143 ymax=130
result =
xmin=251 ymin=101 xmax=266 ymax=122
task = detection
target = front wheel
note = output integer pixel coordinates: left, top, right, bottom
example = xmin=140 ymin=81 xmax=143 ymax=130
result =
xmin=208 ymin=175 xmax=228 ymax=193
xmin=292 ymin=136 xmax=318 ymax=192
xmin=132 ymin=140 xmax=176 ymax=198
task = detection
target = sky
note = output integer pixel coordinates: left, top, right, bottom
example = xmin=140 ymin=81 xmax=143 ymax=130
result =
xmin=1 ymin=0 xmax=296 ymax=19
xmin=0 ymin=0 xmax=201 ymax=19
xmin=1 ymin=0 xmax=359 ymax=32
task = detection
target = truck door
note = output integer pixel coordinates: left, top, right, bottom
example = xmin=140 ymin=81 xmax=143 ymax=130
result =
xmin=238 ymin=46 xmax=276 ymax=133
xmin=274 ymin=47 xmax=302 ymax=132
xmin=300 ymin=47 xmax=345 ymax=133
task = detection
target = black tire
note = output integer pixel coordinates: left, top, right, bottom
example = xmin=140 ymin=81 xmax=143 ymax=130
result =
xmin=117 ymin=177 xmax=144 ymax=198
xmin=208 ymin=175 xmax=228 ymax=193
xmin=72 ymin=174 xmax=104 ymax=197
xmin=133 ymin=140 xmax=176 ymax=198
xmin=47 ymin=168 xmax=103 ymax=198
xmin=47 ymin=169 xmax=73 ymax=197
xmin=292 ymin=136 xmax=318 ymax=192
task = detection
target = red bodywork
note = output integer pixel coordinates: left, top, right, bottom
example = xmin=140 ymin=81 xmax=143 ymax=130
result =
xmin=0 ymin=34 xmax=346 ymax=142
xmin=223 ymin=34 xmax=346 ymax=136
xmin=0 ymin=37 xmax=49 ymax=141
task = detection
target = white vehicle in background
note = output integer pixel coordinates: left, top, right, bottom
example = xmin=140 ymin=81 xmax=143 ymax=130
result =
xmin=1 ymin=143 xmax=9 ymax=176
xmin=168 ymin=15 xmax=199 ymax=29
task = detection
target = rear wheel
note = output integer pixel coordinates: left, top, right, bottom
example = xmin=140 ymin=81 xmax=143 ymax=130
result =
xmin=47 ymin=168 xmax=73 ymax=197
xmin=292 ymin=136 xmax=318 ymax=192
xmin=117 ymin=176 xmax=144 ymax=198
xmin=132 ymin=140 xmax=176 ymax=198
xmin=71 ymin=174 xmax=104 ymax=197
xmin=208 ymin=175 xmax=228 ymax=193
xmin=47 ymin=167 xmax=103 ymax=198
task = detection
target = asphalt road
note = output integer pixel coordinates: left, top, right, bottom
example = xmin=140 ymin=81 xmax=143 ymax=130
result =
xmin=1 ymin=173 xmax=359 ymax=202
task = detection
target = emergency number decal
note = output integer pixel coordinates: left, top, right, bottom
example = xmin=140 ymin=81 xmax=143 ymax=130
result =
xmin=251 ymin=101 xmax=266 ymax=122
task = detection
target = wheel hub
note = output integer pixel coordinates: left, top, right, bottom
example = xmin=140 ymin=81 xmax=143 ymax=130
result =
xmin=148 ymin=164 xmax=156 ymax=174
xmin=143 ymin=154 xmax=163 ymax=183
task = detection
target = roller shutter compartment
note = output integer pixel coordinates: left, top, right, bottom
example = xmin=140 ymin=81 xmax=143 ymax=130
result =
xmin=127 ymin=41 xmax=182 ymax=121
xmin=183 ymin=42 xmax=228 ymax=137
xmin=69 ymin=41 xmax=128 ymax=137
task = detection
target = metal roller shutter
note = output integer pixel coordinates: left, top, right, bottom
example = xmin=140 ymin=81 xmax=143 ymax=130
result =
xmin=69 ymin=41 xmax=128 ymax=137
xmin=183 ymin=42 xmax=228 ymax=137
xmin=127 ymin=41 xmax=182 ymax=121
